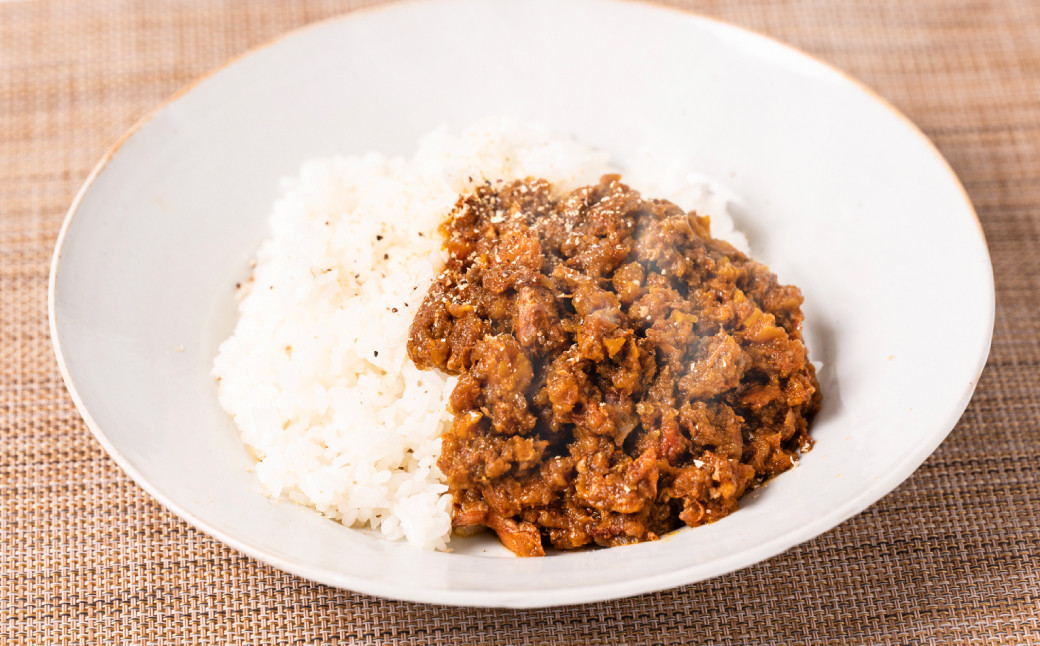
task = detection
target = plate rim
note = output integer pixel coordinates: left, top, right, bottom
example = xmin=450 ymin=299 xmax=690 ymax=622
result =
xmin=48 ymin=0 xmax=996 ymax=608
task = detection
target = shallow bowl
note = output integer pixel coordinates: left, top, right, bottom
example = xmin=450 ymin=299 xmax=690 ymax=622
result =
xmin=50 ymin=0 xmax=994 ymax=607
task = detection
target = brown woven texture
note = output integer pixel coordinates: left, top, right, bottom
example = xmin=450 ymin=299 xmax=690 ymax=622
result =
xmin=2 ymin=0 xmax=1038 ymax=643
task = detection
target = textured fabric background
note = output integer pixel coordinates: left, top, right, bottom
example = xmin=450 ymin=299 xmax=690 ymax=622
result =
xmin=2 ymin=1 xmax=1038 ymax=644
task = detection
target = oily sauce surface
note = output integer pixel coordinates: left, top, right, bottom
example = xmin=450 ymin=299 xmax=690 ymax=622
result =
xmin=407 ymin=176 xmax=821 ymax=556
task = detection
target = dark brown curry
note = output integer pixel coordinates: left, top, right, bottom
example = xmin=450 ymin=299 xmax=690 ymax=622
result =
xmin=407 ymin=175 xmax=820 ymax=556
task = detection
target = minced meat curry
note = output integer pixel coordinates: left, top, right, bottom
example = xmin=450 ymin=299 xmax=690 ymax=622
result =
xmin=407 ymin=175 xmax=821 ymax=556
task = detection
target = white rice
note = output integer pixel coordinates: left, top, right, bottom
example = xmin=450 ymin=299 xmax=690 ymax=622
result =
xmin=212 ymin=118 xmax=747 ymax=551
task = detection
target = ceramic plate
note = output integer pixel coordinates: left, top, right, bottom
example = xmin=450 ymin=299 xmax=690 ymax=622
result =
xmin=50 ymin=0 xmax=994 ymax=607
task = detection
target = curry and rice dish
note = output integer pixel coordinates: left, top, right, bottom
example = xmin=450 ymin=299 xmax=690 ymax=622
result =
xmin=408 ymin=176 xmax=820 ymax=556
xmin=212 ymin=120 xmax=820 ymax=556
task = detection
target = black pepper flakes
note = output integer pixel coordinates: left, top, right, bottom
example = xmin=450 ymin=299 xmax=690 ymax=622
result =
xmin=376 ymin=235 xmax=383 ymax=241
xmin=373 ymin=351 xmax=379 ymax=357
xmin=383 ymin=253 xmax=389 ymax=260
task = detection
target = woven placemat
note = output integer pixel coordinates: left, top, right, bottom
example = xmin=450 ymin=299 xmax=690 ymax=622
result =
xmin=2 ymin=1 xmax=1038 ymax=643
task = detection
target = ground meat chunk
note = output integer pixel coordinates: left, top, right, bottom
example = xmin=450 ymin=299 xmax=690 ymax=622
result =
xmin=470 ymin=335 xmax=537 ymax=434
xmin=679 ymin=331 xmax=749 ymax=399
xmin=513 ymin=285 xmax=566 ymax=355
xmin=406 ymin=175 xmax=821 ymax=556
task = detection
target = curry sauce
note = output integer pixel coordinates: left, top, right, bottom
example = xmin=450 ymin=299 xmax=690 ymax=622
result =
xmin=407 ymin=175 xmax=820 ymax=556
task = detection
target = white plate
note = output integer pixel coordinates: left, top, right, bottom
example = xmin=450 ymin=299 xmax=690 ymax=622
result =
xmin=49 ymin=0 xmax=994 ymax=607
